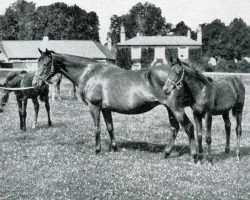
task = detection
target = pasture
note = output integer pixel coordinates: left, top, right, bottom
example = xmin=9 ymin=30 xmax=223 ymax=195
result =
xmin=0 ymin=83 xmax=249 ymax=199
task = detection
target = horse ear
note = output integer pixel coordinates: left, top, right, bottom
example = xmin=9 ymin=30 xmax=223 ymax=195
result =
xmin=169 ymin=55 xmax=174 ymax=64
xmin=176 ymin=57 xmax=182 ymax=66
xmin=38 ymin=48 xmax=43 ymax=55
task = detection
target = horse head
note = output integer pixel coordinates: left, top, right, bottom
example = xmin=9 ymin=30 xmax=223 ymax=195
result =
xmin=33 ymin=48 xmax=56 ymax=88
xmin=163 ymin=57 xmax=185 ymax=95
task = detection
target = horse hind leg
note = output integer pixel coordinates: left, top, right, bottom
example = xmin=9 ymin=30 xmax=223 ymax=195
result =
xmin=235 ymin=112 xmax=242 ymax=160
xmin=32 ymin=98 xmax=40 ymax=129
xmin=102 ymin=109 xmax=117 ymax=152
xmin=194 ymin=113 xmax=203 ymax=161
xmin=89 ymin=103 xmax=102 ymax=154
xmin=222 ymin=112 xmax=231 ymax=154
xmin=205 ymin=113 xmax=213 ymax=162
xmin=164 ymin=107 xmax=180 ymax=158
xmin=56 ymin=81 xmax=62 ymax=100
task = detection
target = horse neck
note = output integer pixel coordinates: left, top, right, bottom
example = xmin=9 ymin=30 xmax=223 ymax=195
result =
xmin=54 ymin=54 xmax=93 ymax=87
xmin=183 ymin=68 xmax=211 ymax=100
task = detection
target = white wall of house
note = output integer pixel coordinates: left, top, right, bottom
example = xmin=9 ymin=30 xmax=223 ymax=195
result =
xmin=178 ymin=47 xmax=189 ymax=60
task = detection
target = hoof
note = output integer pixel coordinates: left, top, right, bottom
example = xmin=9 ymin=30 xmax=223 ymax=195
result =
xmin=164 ymin=151 xmax=171 ymax=158
xmin=112 ymin=145 xmax=118 ymax=152
xmin=48 ymin=122 xmax=52 ymax=126
xmin=95 ymin=148 xmax=101 ymax=154
xmin=225 ymin=148 xmax=230 ymax=154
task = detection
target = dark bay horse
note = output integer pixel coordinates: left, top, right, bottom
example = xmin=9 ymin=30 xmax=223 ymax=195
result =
xmin=0 ymin=70 xmax=52 ymax=131
xmin=33 ymin=49 xmax=198 ymax=161
xmin=163 ymin=58 xmax=245 ymax=161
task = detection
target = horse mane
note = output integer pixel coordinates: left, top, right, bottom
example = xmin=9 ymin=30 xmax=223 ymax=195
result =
xmin=182 ymin=62 xmax=213 ymax=85
xmin=52 ymin=52 xmax=97 ymax=65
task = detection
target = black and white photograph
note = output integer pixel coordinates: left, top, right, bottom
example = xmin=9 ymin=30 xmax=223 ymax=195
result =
xmin=0 ymin=0 xmax=249 ymax=199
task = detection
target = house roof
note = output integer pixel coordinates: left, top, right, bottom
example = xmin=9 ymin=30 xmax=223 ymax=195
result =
xmin=117 ymin=35 xmax=201 ymax=47
xmin=0 ymin=40 xmax=115 ymax=60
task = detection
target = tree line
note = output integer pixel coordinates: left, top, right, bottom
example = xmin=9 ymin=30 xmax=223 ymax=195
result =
xmin=108 ymin=2 xmax=250 ymax=61
xmin=0 ymin=0 xmax=99 ymax=41
xmin=1 ymin=1 xmax=250 ymax=62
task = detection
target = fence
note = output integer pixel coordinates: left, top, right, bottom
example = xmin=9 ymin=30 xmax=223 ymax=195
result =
xmin=1 ymin=68 xmax=249 ymax=98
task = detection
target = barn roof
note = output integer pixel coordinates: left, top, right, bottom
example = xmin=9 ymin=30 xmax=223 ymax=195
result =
xmin=0 ymin=40 xmax=115 ymax=60
xmin=117 ymin=35 xmax=201 ymax=47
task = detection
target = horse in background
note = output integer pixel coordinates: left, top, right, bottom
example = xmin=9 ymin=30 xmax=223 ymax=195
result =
xmin=50 ymin=73 xmax=62 ymax=101
xmin=163 ymin=58 xmax=245 ymax=161
xmin=0 ymin=70 xmax=52 ymax=131
xmin=33 ymin=49 xmax=198 ymax=162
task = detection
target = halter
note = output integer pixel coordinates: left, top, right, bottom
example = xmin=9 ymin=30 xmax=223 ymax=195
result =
xmin=37 ymin=58 xmax=55 ymax=85
xmin=166 ymin=66 xmax=185 ymax=90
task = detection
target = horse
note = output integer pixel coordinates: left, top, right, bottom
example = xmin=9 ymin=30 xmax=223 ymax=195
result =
xmin=33 ymin=48 xmax=198 ymax=162
xmin=163 ymin=58 xmax=245 ymax=161
xmin=50 ymin=73 xmax=62 ymax=101
xmin=0 ymin=70 xmax=52 ymax=131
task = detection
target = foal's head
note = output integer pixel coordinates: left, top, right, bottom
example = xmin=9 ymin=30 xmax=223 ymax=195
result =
xmin=163 ymin=58 xmax=185 ymax=95
xmin=33 ymin=48 xmax=56 ymax=88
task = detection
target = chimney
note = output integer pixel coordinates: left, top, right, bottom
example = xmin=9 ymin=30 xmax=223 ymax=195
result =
xmin=187 ymin=29 xmax=191 ymax=38
xmin=120 ymin=24 xmax=125 ymax=43
xmin=107 ymin=36 xmax=112 ymax=51
xmin=40 ymin=36 xmax=49 ymax=51
xmin=196 ymin=25 xmax=202 ymax=44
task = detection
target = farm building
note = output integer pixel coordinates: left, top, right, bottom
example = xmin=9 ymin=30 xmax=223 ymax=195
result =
xmin=117 ymin=25 xmax=202 ymax=70
xmin=0 ymin=37 xmax=116 ymax=71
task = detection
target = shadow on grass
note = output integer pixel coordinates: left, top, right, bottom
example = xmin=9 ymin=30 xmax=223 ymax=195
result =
xmin=213 ymin=146 xmax=250 ymax=161
xmin=118 ymin=140 xmax=190 ymax=157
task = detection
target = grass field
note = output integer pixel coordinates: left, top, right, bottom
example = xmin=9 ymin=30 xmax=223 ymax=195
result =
xmin=0 ymin=85 xmax=249 ymax=199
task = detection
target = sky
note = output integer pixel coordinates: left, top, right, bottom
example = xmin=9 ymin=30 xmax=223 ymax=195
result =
xmin=0 ymin=0 xmax=250 ymax=44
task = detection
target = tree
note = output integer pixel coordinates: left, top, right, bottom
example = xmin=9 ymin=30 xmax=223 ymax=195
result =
xmin=108 ymin=2 xmax=167 ymax=46
xmin=227 ymin=18 xmax=250 ymax=60
xmin=0 ymin=0 xmax=100 ymax=41
xmin=201 ymin=19 xmax=227 ymax=58
xmin=1 ymin=0 xmax=36 ymax=40
xmin=172 ymin=21 xmax=189 ymax=36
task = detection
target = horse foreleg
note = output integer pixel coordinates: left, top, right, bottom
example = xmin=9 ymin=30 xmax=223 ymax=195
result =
xmin=16 ymin=97 xmax=23 ymax=130
xmin=164 ymin=106 xmax=180 ymax=158
xmin=21 ymin=98 xmax=28 ymax=131
xmin=56 ymin=81 xmax=62 ymax=100
xmin=89 ymin=103 xmax=101 ymax=154
xmin=102 ymin=109 xmax=117 ymax=152
xmin=194 ymin=113 xmax=203 ymax=161
xmin=222 ymin=113 xmax=231 ymax=154
xmin=44 ymin=97 xmax=52 ymax=126
xmin=235 ymin=113 xmax=242 ymax=160
xmin=32 ymin=98 xmax=39 ymax=129
xmin=173 ymin=110 xmax=197 ymax=162
xmin=205 ymin=113 xmax=213 ymax=162
xmin=52 ymin=84 xmax=56 ymax=102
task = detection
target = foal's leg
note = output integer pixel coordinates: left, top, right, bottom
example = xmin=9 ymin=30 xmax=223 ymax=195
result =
xmin=21 ymin=98 xmax=28 ymax=131
xmin=44 ymin=97 xmax=52 ymax=126
xmin=56 ymin=81 xmax=62 ymax=100
xmin=205 ymin=113 xmax=213 ymax=161
xmin=16 ymin=97 xmax=23 ymax=130
xmin=102 ymin=109 xmax=117 ymax=151
xmin=32 ymin=98 xmax=39 ymax=129
xmin=222 ymin=112 xmax=231 ymax=154
xmin=164 ymin=107 xmax=180 ymax=158
xmin=235 ymin=113 xmax=242 ymax=160
xmin=89 ymin=103 xmax=101 ymax=154
xmin=173 ymin=109 xmax=197 ymax=161
xmin=193 ymin=113 xmax=203 ymax=160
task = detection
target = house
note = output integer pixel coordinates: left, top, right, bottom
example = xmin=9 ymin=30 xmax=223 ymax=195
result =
xmin=117 ymin=24 xmax=202 ymax=70
xmin=0 ymin=37 xmax=116 ymax=71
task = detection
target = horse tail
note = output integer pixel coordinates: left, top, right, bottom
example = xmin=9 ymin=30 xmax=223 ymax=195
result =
xmin=232 ymin=77 xmax=245 ymax=117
